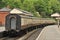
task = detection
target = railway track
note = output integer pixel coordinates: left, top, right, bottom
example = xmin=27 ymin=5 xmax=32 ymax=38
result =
xmin=25 ymin=28 xmax=42 ymax=40
xmin=0 ymin=37 xmax=17 ymax=40
xmin=0 ymin=28 xmax=43 ymax=40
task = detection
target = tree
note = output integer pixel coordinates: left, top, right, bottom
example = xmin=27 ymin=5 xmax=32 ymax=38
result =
xmin=0 ymin=0 xmax=6 ymax=8
xmin=34 ymin=0 xmax=60 ymax=17
xmin=21 ymin=0 xmax=40 ymax=17
xmin=3 ymin=0 xmax=22 ymax=8
xmin=0 ymin=0 xmax=60 ymax=17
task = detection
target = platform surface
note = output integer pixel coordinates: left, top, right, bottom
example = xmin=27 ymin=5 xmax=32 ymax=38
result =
xmin=36 ymin=25 xmax=60 ymax=40
xmin=0 ymin=26 xmax=5 ymax=32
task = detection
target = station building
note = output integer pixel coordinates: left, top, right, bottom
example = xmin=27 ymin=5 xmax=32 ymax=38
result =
xmin=0 ymin=7 xmax=11 ymax=26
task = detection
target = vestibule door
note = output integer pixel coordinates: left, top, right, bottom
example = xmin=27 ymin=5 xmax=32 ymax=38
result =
xmin=10 ymin=17 xmax=16 ymax=30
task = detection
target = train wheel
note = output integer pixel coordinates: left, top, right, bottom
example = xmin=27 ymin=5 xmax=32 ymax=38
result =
xmin=18 ymin=30 xmax=26 ymax=37
xmin=8 ymin=30 xmax=18 ymax=37
xmin=3 ymin=31 xmax=8 ymax=37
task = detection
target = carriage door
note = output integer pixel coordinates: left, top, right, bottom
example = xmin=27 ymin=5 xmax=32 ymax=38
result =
xmin=10 ymin=17 xmax=16 ymax=30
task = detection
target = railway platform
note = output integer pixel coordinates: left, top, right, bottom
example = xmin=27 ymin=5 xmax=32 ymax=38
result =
xmin=36 ymin=25 xmax=60 ymax=40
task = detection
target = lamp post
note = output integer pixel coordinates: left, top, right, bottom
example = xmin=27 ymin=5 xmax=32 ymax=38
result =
xmin=51 ymin=13 xmax=60 ymax=28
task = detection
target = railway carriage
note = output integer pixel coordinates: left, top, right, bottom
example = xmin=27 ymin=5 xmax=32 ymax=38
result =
xmin=5 ymin=14 xmax=56 ymax=31
xmin=0 ymin=14 xmax=55 ymax=37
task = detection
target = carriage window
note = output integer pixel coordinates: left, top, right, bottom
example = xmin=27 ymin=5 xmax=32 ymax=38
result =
xmin=10 ymin=17 xmax=16 ymax=30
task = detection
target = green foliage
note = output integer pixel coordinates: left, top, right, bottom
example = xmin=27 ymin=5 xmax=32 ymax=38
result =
xmin=34 ymin=0 xmax=60 ymax=17
xmin=0 ymin=0 xmax=6 ymax=8
xmin=0 ymin=0 xmax=60 ymax=17
xmin=3 ymin=0 xmax=22 ymax=8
